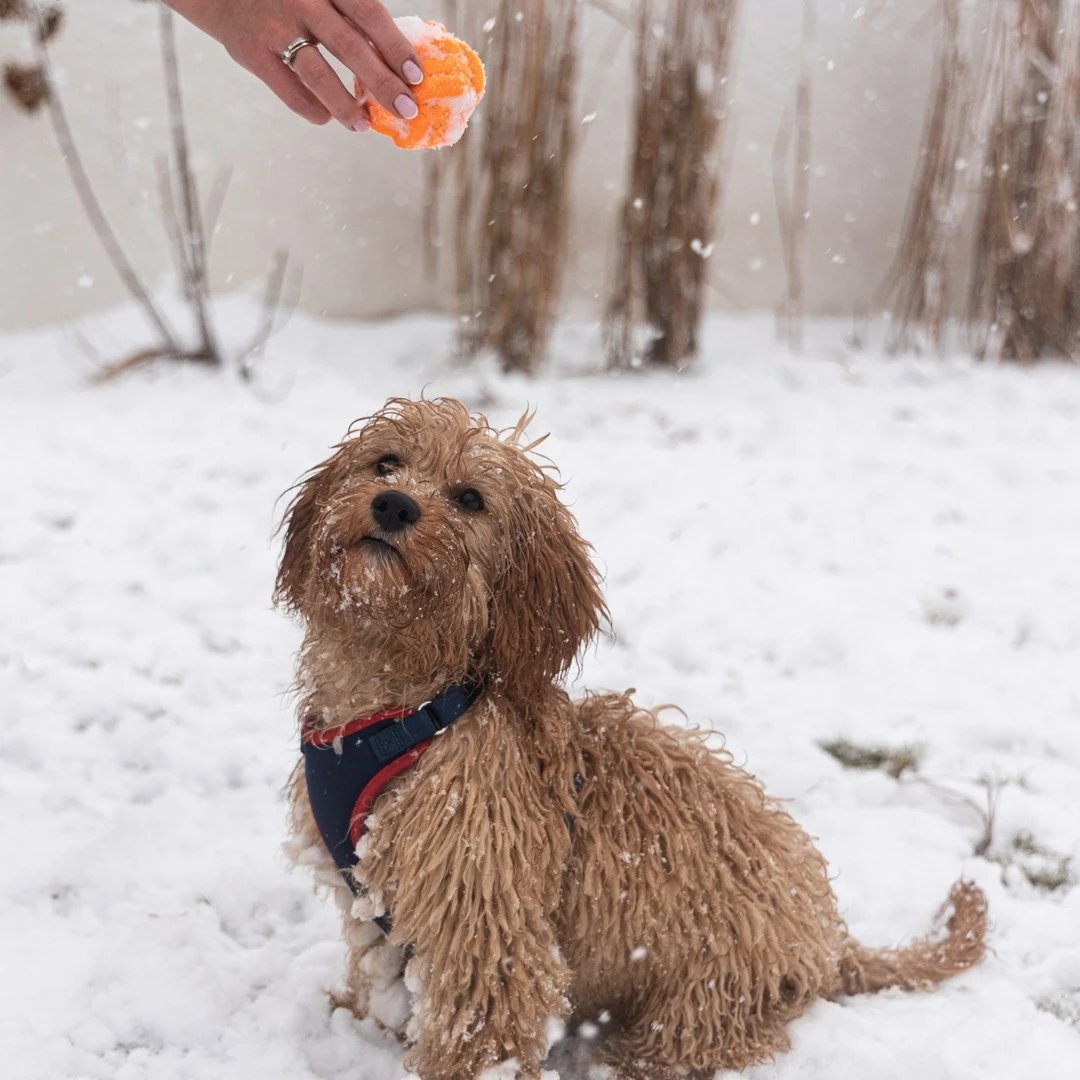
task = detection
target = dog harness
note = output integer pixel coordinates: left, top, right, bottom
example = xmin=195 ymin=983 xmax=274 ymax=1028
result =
xmin=301 ymin=684 xmax=482 ymax=933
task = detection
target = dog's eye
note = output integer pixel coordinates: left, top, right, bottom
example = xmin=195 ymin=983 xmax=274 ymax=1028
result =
xmin=454 ymin=488 xmax=485 ymax=513
xmin=375 ymin=455 xmax=401 ymax=477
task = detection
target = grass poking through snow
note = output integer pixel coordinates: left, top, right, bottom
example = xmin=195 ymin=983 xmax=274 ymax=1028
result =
xmin=818 ymin=737 xmax=923 ymax=779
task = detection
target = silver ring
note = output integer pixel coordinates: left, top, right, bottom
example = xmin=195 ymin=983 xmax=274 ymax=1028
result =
xmin=281 ymin=37 xmax=317 ymax=70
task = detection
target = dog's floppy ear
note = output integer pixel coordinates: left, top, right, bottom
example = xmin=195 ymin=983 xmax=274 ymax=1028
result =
xmin=488 ymin=484 xmax=606 ymax=703
xmin=274 ymin=465 xmax=328 ymax=614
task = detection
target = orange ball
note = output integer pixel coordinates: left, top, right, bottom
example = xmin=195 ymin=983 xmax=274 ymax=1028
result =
xmin=360 ymin=18 xmax=485 ymax=150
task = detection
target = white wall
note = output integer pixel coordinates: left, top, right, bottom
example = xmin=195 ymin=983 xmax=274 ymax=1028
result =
xmin=0 ymin=1 xmax=942 ymax=332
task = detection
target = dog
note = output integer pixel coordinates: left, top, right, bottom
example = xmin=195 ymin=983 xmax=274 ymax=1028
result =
xmin=277 ymin=397 xmax=986 ymax=1080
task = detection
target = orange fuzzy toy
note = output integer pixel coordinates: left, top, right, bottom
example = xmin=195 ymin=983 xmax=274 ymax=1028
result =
xmin=360 ymin=17 xmax=485 ymax=150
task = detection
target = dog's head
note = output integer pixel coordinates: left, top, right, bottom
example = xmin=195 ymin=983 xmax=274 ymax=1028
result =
xmin=276 ymin=398 xmax=605 ymax=702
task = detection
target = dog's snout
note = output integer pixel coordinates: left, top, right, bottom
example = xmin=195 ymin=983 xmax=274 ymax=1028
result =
xmin=371 ymin=490 xmax=422 ymax=533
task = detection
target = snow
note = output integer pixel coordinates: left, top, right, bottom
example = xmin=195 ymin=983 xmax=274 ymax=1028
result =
xmin=2 ymin=299 xmax=1079 ymax=1078
xmin=395 ymin=15 xmax=441 ymax=46
xmin=377 ymin=16 xmax=483 ymax=148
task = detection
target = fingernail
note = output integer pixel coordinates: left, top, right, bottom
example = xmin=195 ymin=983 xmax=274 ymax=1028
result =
xmin=394 ymin=94 xmax=419 ymax=120
xmin=352 ymin=116 xmax=370 ymax=133
xmin=403 ymin=59 xmax=423 ymax=85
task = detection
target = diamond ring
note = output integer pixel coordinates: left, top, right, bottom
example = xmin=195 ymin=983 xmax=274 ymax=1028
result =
xmin=281 ymin=37 xmax=317 ymax=71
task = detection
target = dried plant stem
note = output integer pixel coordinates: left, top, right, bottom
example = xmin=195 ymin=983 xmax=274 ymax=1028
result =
xmin=774 ymin=0 xmax=814 ymax=352
xmin=21 ymin=3 xmax=290 ymax=382
xmin=879 ymin=0 xmax=973 ymax=353
xmin=25 ymin=0 xmax=179 ymax=352
xmin=87 ymin=346 xmax=174 ymax=387
xmin=906 ymin=774 xmax=1001 ymax=859
xmin=237 ymin=248 xmax=292 ymax=381
xmin=887 ymin=0 xmax=1080 ymax=361
xmin=201 ymin=165 xmax=233 ymax=257
xmin=433 ymin=0 xmax=581 ymax=374
xmin=159 ymin=5 xmax=219 ymax=365
xmin=967 ymin=0 xmax=1080 ymax=362
xmin=605 ymin=0 xmax=740 ymax=370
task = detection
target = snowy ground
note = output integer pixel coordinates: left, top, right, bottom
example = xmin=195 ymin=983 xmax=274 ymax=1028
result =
xmin=2 ymin=301 xmax=1079 ymax=1080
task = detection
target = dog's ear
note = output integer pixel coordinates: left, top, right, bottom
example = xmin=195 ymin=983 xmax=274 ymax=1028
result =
xmin=274 ymin=465 xmax=327 ymax=614
xmin=488 ymin=485 xmax=606 ymax=703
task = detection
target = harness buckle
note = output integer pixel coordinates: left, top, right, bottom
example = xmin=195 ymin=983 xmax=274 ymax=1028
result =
xmin=418 ymin=699 xmax=449 ymax=734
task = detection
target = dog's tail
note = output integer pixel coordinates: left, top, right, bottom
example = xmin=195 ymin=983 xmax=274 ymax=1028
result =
xmin=837 ymin=880 xmax=988 ymax=995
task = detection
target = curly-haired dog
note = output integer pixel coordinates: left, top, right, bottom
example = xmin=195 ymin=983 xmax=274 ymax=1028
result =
xmin=278 ymin=398 xmax=986 ymax=1080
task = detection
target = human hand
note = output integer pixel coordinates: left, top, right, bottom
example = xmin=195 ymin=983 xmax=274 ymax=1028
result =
xmin=164 ymin=0 xmax=423 ymax=131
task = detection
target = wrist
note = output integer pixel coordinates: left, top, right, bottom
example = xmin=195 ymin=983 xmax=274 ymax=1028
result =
xmin=160 ymin=0 xmax=226 ymax=40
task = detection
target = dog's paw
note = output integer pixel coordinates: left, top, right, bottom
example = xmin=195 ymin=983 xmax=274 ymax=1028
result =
xmin=327 ymin=987 xmax=362 ymax=1016
xmin=366 ymin=978 xmax=411 ymax=1035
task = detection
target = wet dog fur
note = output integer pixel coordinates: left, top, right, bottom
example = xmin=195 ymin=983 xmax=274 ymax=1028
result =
xmin=277 ymin=398 xmax=986 ymax=1080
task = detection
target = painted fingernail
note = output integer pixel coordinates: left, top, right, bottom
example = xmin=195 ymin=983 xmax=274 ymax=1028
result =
xmin=394 ymin=94 xmax=419 ymax=120
xmin=403 ymin=59 xmax=423 ymax=85
xmin=352 ymin=116 xmax=370 ymax=133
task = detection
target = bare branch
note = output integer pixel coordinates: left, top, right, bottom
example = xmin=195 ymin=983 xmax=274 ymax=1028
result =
xmin=202 ymin=165 xmax=233 ymax=256
xmin=24 ymin=0 xmax=179 ymax=352
xmin=905 ymin=773 xmax=1001 ymax=859
xmin=237 ymin=249 xmax=292 ymax=381
xmin=774 ymin=0 xmax=814 ymax=352
xmin=157 ymin=155 xmax=194 ymax=284
xmin=159 ymin=5 xmax=220 ymax=364
xmin=90 ymin=346 xmax=176 ymax=386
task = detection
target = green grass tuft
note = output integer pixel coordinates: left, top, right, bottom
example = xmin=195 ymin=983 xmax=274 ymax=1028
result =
xmin=818 ymin=737 xmax=922 ymax=779
xmin=989 ymin=831 xmax=1074 ymax=893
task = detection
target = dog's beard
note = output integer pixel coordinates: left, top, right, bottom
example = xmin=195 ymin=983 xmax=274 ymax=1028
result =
xmin=310 ymin=507 xmax=490 ymax=681
xmin=332 ymin=543 xmax=467 ymax=621
xmin=328 ymin=535 xmax=412 ymax=613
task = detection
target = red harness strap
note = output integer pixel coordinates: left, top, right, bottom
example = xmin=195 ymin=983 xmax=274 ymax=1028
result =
xmin=301 ymin=685 xmax=483 ymax=941
xmin=303 ymin=704 xmax=412 ymax=746
xmin=348 ymin=741 xmax=433 ymax=846
xmin=303 ymin=704 xmax=425 ymax=845
xmin=300 ymin=685 xmax=482 ymax=888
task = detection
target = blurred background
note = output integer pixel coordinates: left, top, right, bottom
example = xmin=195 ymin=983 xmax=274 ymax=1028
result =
xmin=0 ymin=0 xmax=934 ymax=331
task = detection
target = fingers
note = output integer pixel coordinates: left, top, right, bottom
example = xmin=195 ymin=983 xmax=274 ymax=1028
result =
xmin=310 ymin=8 xmax=419 ymax=119
xmin=334 ymin=0 xmax=425 ymax=87
xmin=250 ymin=52 xmax=333 ymax=126
xmin=290 ymin=43 xmax=372 ymax=131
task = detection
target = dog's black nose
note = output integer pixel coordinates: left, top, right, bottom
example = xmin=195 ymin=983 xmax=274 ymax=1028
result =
xmin=371 ymin=490 xmax=421 ymax=533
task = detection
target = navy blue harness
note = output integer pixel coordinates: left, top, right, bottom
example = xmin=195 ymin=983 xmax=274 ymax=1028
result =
xmin=301 ymin=684 xmax=482 ymax=934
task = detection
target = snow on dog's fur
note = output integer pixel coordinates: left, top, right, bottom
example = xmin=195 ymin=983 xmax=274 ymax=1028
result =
xmin=277 ymin=397 xmax=987 ymax=1079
